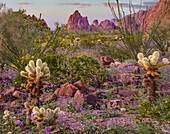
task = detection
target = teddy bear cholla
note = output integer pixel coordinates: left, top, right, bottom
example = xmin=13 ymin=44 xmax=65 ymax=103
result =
xmin=137 ymin=51 xmax=169 ymax=101
xmin=20 ymin=59 xmax=50 ymax=107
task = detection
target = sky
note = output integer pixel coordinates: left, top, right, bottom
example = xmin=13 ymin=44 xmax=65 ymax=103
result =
xmin=1 ymin=0 xmax=159 ymax=30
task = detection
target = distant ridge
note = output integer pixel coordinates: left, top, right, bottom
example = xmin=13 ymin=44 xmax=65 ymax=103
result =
xmin=66 ymin=0 xmax=169 ymax=31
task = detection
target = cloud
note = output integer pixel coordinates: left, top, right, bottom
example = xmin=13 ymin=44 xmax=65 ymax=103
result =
xmin=143 ymin=0 xmax=158 ymax=6
xmin=104 ymin=2 xmax=147 ymax=9
xmin=16 ymin=2 xmax=31 ymax=5
xmin=57 ymin=3 xmax=92 ymax=7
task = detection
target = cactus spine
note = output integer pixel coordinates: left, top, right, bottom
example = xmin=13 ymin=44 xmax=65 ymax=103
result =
xmin=20 ymin=59 xmax=50 ymax=107
xmin=137 ymin=51 xmax=169 ymax=101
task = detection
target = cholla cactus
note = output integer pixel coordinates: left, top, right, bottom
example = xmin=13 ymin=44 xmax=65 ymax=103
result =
xmin=24 ymin=102 xmax=33 ymax=125
xmin=27 ymin=106 xmax=64 ymax=130
xmin=31 ymin=106 xmax=49 ymax=130
xmin=3 ymin=110 xmax=16 ymax=125
xmin=137 ymin=51 xmax=169 ymax=77
xmin=20 ymin=59 xmax=50 ymax=107
xmin=47 ymin=107 xmax=64 ymax=120
xmin=137 ymin=51 xmax=169 ymax=101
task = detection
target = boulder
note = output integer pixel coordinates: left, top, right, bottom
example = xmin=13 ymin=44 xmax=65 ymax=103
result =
xmin=4 ymin=87 xmax=16 ymax=96
xmin=100 ymin=56 xmax=115 ymax=66
xmin=110 ymin=73 xmax=141 ymax=85
xmin=10 ymin=100 xmax=21 ymax=108
xmin=40 ymin=92 xmax=58 ymax=102
xmin=55 ymin=83 xmax=78 ymax=97
xmin=156 ymin=82 xmax=170 ymax=91
xmin=74 ymin=90 xmax=103 ymax=109
xmin=118 ymin=89 xmax=138 ymax=97
xmin=73 ymin=80 xmax=96 ymax=93
xmin=12 ymin=91 xmax=27 ymax=99
xmin=0 ymin=94 xmax=6 ymax=103
xmin=107 ymin=99 xmax=121 ymax=109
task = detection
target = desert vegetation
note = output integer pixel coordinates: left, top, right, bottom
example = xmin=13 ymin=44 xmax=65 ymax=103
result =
xmin=0 ymin=0 xmax=169 ymax=133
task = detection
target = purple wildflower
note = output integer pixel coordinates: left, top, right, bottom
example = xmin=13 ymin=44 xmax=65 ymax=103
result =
xmin=113 ymin=117 xmax=119 ymax=119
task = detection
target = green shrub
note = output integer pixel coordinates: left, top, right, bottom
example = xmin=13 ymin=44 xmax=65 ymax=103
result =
xmin=98 ymin=42 xmax=130 ymax=62
xmin=136 ymin=96 xmax=170 ymax=130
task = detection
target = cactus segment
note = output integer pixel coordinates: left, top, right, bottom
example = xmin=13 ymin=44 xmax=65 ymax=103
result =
xmin=32 ymin=106 xmax=39 ymax=113
xmin=41 ymin=63 xmax=47 ymax=72
xmin=36 ymin=67 xmax=41 ymax=75
xmin=29 ymin=60 xmax=36 ymax=70
xmin=150 ymin=57 xmax=158 ymax=65
xmin=137 ymin=53 xmax=144 ymax=61
xmin=36 ymin=59 xmax=42 ymax=68
xmin=20 ymin=71 xmax=29 ymax=78
xmin=162 ymin=58 xmax=169 ymax=65
xmin=148 ymin=55 xmax=152 ymax=60
xmin=152 ymin=51 xmax=160 ymax=58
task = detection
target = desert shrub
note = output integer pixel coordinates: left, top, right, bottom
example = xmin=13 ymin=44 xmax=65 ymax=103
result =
xmin=76 ymin=51 xmax=97 ymax=59
xmin=44 ymin=53 xmax=106 ymax=87
xmin=136 ymin=95 xmax=170 ymax=131
xmin=149 ymin=21 xmax=170 ymax=55
xmin=80 ymin=38 xmax=97 ymax=48
xmin=38 ymin=37 xmax=107 ymax=87
xmin=66 ymin=54 xmax=103 ymax=84
xmin=98 ymin=42 xmax=130 ymax=61
xmin=0 ymin=7 xmax=51 ymax=71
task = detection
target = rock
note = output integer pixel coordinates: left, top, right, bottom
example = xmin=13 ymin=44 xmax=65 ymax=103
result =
xmin=85 ymin=84 xmax=96 ymax=92
xmin=54 ymin=88 xmax=61 ymax=96
xmin=140 ymin=0 xmax=170 ymax=31
xmin=12 ymin=91 xmax=27 ymax=99
xmin=110 ymin=18 xmax=118 ymax=27
xmin=73 ymin=81 xmax=84 ymax=90
xmin=95 ymin=91 xmax=107 ymax=99
xmin=133 ymin=66 xmax=140 ymax=74
xmin=48 ymin=124 xmax=65 ymax=133
xmin=74 ymin=90 xmax=103 ymax=109
xmin=107 ymin=99 xmax=121 ymax=109
xmin=4 ymin=87 xmax=16 ymax=96
xmin=73 ymin=80 xmax=96 ymax=93
xmin=120 ymin=108 xmax=127 ymax=112
xmin=156 ymin=91 xmax=169 ymax=96
xmin=156 ymin=82 xmax=170 ymax=91
xmin=99 ymin=19 xmax=117 ymax=31
xmin=0 ymin=87 xmax=18 ymax=102
xmin=40 ymin=19 xmax=48 ymax=28
xmin=78 ymin=16 xmax=89 ymax=30
xmin=10 ymin=100 xmax=21 ymax=108
xmin=122 ymin=10 xmax=146 ymax=30
xmin=67 ymin=10 xmax=90 ymax=30
xmin=110 ymin=73 xmax=141 ymax=85
xmin=92 ymin=19 xmax=99 ymax=26
xmin=0 ymin=94 xmax=6 ymax=103
xmin=23 ymin=14 xmax=50 ymax=29
xmin=40 ymin=92 xmax=58 ymax=102
xmin=100 ymin=56 xmax=115 ymax=66
xmin=55 ymin=83 xmax=78 ymax=97
xmin=118 ymin=89 xmax=138 ymax=97
xmin=117 ymin=63 xmax=133 ymax=68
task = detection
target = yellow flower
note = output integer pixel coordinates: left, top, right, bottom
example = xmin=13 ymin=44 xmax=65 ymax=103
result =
xmin=10 ymin=64 xmax=18 ymax=69
xmin=139 ymin=105 xmax=141 ymax=107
